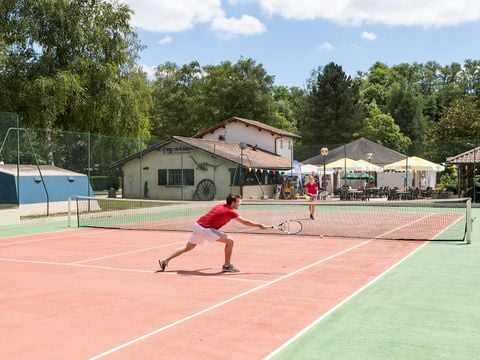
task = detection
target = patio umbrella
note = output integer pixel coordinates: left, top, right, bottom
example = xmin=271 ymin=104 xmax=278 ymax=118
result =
xmin=358 ymin=172 xmax=375 ymax=180
xmin=356 ymin=159 xmax=384 ymax=172
xmin=341 ymin=172 xmax=359 ymax=180
xmin=325 ymin=158 xmax=368 ymax=172
xmin=384 ymin=156 xmax=445 ymax=172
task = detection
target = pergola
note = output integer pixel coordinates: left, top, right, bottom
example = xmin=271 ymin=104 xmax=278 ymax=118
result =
xmin=447 ymin=147 xmax=480 ymax=201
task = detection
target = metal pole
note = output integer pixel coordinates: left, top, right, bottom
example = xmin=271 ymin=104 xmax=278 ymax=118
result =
xmin=405 ymin=155 xmax=409 ymax=190
xmin=139 ymin=139 xmax=143 ymax=200
xmin=344 ymin=144 xmax=347 ymax=188
xmin=473 ymin=140 xmax=477 ymax=203
xmin=16 ymin=114 xmax=20 ymax=206
xmin=87 ymin=132 xmax=91 ymax=197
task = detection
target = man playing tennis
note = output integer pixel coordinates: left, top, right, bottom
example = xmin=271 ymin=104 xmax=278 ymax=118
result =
xmin=305 ymin=176 xmax=318 ymax=220
xmin=158 ymin=193 xmax=268 ymax=273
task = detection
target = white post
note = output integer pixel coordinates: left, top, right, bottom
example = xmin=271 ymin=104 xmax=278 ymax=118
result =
xmin=466 ymin=198 xmax=472 ymax=244
xmin=67 ymin=197 xmax=72 ymax=227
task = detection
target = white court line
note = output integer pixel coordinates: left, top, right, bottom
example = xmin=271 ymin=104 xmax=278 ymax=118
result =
xmin=87 ymin=240 xmax=371 ymax=360
xmin=70 ymin=241 xmax=186 ymax=264
xmin=262 ymin=241 xmax=430 ymax=359
xmin=264 ymin=209 xmax=457 ymax=359
xmin=0 ymin=257 xmax=265 ymax=284
xmin=377 ymin=213 xmax=433 ymax=238
xmin=0 ymin=229 xmax=115 ymax=246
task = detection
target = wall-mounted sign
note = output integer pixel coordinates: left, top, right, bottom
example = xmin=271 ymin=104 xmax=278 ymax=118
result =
xmin=163 ymin=148 xmax=191 ymax=155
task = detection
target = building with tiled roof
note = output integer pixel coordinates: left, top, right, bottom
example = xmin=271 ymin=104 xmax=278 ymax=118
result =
xmin=113 ymin=119 xmax=297 ymax=200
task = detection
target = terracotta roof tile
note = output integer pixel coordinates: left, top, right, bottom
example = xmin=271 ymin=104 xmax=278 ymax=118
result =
xmin=193 ymin=117 xmax=301 ymax=139
xmin=447 ymin=147 xmax=480 ymax=164
xmin=174 ymin=136 xmax=292 ymax=169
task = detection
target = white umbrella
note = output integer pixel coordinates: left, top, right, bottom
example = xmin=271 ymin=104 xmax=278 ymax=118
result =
xmin=384 ymin=156 xmax=445 ymax=172
xmin=300 ymin=163 xmax=334 ymax=175
xmin=356 ymin=159 xmax=384 ymax=172
xmin=324 ymin=158 xmax=368 ymax=172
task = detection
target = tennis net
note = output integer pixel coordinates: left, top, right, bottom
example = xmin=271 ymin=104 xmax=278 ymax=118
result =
xmin=75 ymin=196 xmax=472 ymax=242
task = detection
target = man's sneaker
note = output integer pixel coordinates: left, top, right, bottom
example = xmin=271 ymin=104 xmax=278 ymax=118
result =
xmin=222 ymin=264 xmax=240 ymax=273
xmin=158 ymin=259 xmax=167 ymax=272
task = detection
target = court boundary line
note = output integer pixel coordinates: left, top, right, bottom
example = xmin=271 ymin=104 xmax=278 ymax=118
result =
xmin=263 ymin=209 xmax=463 ymax=359
xmin=0 ymin=257 xmax=265 ymax=283
xmin=70 ymin=241 xmax=187 ymax=264
xmin=87 ymin=240 xmax=371 ymax=360
xmin=0 ymin=229 xmax=115 ymax=246
xmin=262 ymin=241 xmax=429 ymax=359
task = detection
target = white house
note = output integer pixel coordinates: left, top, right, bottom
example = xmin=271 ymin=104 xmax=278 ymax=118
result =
xmin=113 ymin=125 xmax=297 ymax=200
xmin=193 ymin=117 xmax=301 ymax=161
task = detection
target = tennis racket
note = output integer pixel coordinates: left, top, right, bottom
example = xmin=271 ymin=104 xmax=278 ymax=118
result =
xmin=271 ymin=220 xmax=303 ymax=235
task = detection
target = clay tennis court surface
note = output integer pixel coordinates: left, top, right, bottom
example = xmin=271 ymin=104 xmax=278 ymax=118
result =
xmin=0 ymin=227 xmax=429 ymax=359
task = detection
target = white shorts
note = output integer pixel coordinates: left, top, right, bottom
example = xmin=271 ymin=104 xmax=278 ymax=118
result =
xmin=188 ymin=223 xmax=225 ymax=246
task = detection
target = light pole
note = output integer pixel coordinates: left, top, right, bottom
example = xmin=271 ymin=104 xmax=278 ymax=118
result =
xmin=320 ymin=147 xmax=329 ymax=191
xmin=239 ymin=142 xmax=247 ymax=197
xmin=366 ymin=152 xmax=373 ymax=186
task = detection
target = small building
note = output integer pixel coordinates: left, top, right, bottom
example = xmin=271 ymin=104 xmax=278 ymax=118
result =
xmin=113 ymin=136 xmax=293 ymax=201
xmin=193 ymin=117 xmax=301 ymax=162
xmin=0 ymin=164 xmax=93 ymax=216
xmin=447 ymin=146 xmax=480 ymax=200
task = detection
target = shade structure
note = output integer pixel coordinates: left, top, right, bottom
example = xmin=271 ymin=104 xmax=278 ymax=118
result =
xmin=300 ymin=164 xmax=320 ymax=175
xmin=341 ymin=172 xmax=359 ymax=180
xmin=384 ymin=156 xmax=445 ymax=172
xmin=325 ymin=158 xmax=368 ymax=172
xmin=356 ymin=159 xmax=384 ymax=172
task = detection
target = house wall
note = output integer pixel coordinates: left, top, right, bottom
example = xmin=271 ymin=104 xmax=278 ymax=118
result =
xmin=122 ymin=147 xmax=242 ymax=200
xmin=200 ymin=122 xmax=294 ymax=161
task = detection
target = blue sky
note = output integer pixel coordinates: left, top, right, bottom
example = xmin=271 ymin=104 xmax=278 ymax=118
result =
xmin=124 ymin=0 xmax=480 ymax=87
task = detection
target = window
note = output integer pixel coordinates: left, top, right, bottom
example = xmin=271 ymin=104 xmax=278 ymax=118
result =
xmin=158 ymin=170 xmax=167 ymax=185
xmin=288 ymin=141 xmax=292 ymax=150
xmin=158 ymin=169 xmax=194 ymax=186
xmin=229 ymin=168 xmax=242 ymax=186
xmin=280 ymin=139 xmax=283 ymax=149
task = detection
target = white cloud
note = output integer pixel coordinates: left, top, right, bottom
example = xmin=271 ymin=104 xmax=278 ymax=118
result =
xmin=350 ymin=43 xmax=362 ymax=49
xmin=211 ymin=15 xmax=267 ymax=38
xmin=317 ymin=42 xmax=334 ymax=52
xmin=141 ymin=64 xmax=156 ymax=78
xmin=158 ymin=36 xmax=173 ymax=45
xmin=122 ymin=0 xmax=266 ymax=38
xmin=123 ymin=0 xmax=223 ymax=32
xmin=361 ymin=31 xmax=377 ymax=40
xmin=258 ymin=0 xmax=480 ymax=27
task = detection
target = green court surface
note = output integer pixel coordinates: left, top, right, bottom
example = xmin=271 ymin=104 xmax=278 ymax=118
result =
xmin=0 ymin=220 xmax=70 ymax=238
xmin=1 ymin=209 xmax=478 ymax=359
xmin=271 ymin=209 xmax=480 ymax=360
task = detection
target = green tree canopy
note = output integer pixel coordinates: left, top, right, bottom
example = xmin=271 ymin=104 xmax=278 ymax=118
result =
xmin=358 ymin=103 xmax=411 ymax=153
xmin=0 ymin=0 xmax=150 ymax=138
xmin=301 ymin=62 xmax=365 ymax=145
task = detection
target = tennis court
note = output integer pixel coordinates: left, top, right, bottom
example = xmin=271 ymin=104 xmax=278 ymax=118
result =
xmin=0 ymin=199 xmax=479 ymax=359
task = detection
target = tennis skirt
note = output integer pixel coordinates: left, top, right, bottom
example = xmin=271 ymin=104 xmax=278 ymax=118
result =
xmin=188 ymin=223 xmax=225 ymax=245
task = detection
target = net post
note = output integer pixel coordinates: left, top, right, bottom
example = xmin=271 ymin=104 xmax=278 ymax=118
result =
xmin=76 ymin=196 xmax=80 ymax=228
xmin=67 ymin=197 xmax=71 ymax=227
xmin=466 ymin=198 xmax=472 ymax=244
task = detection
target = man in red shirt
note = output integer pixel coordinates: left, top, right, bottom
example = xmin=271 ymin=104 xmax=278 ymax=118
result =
xmin=305 ymin=176 xmax=318 ymax=220
xmin=158 ymin=193 xmax=268 ymax=273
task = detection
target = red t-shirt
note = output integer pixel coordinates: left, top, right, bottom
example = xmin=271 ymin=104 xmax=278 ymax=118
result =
xmin=305 ymin=181 xmax=318 ymax=196
xmin=197 ymin=204 xmax=239 ymax=229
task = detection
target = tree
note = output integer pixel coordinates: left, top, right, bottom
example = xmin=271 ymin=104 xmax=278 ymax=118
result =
xmin=431 ymin=95 xmax=480 ymax=140
xmin=358 ymin=103 xmax=411 ymax=152
xmin=0 ymin=0 xmax=150 ymax=139
xmin=386 ymin=82 xmax=426 ymax=155
xmin=150 ymin=58 xmax=295 ymax=138
xmin=301 ymin=62 xmax=365 ymax=145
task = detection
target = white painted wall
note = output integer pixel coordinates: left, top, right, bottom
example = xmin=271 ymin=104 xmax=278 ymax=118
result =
xmin=200 ymin=122 xmax=294 ymax=160
xmin=121 ymin=146 xmax=274 ymax=200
